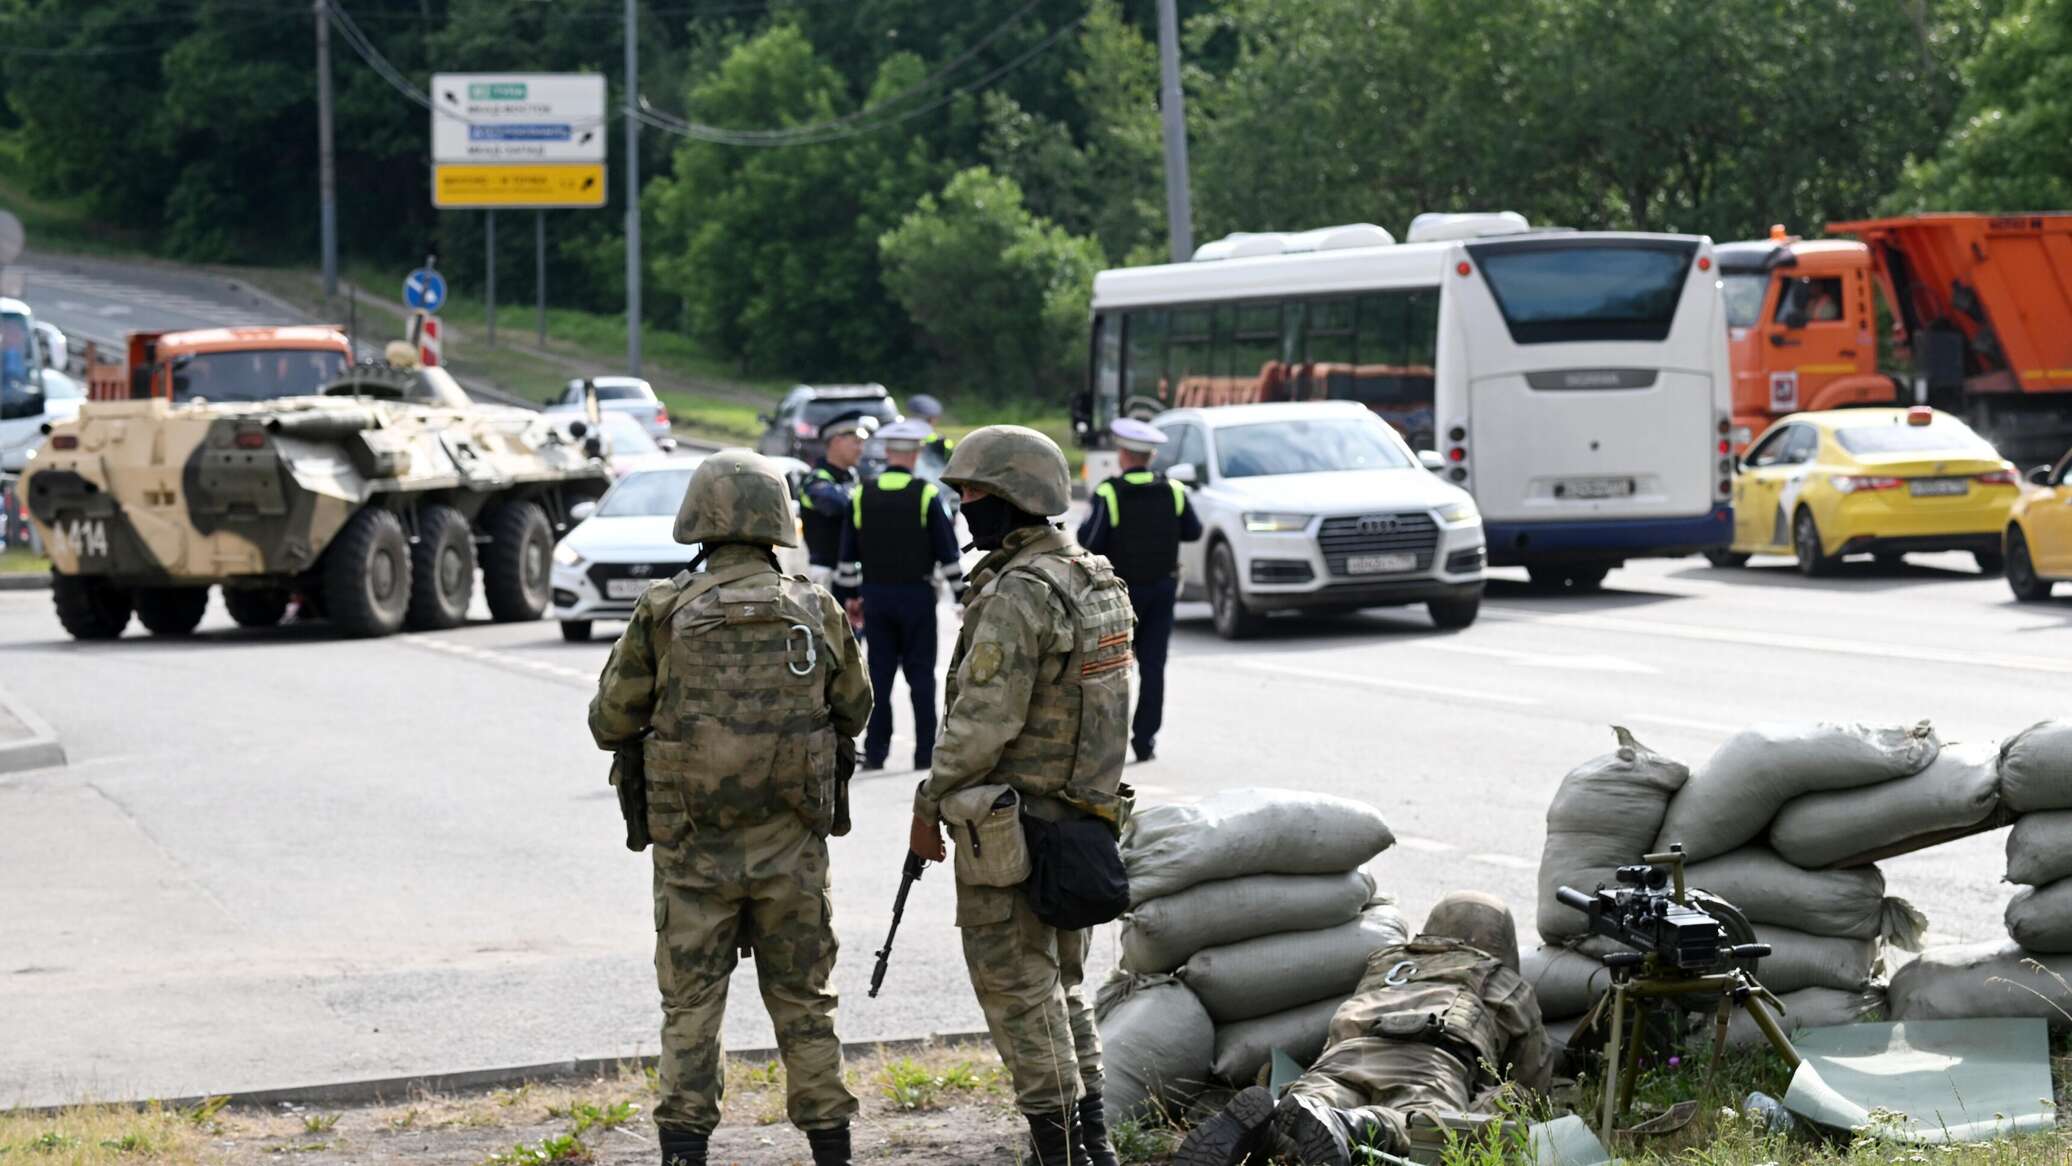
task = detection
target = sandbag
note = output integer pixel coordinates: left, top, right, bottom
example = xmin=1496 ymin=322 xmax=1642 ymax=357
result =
xmin=1768 ymin=739 xmax=2002 ymax=869
xmin=1721 ymin=987 xmax=1884 ymax=1049
xmin=2000 ymin=720 xmax=2072 ymax=813
xmin=2005 ymin=812 xmax=2072 ymax=887
xmin=1686 ymin=848 xmax=1923 ymax=947
xmin=1120 ymin=871 xmax=1375 ymax=974
xmin=1536 ymin=728 xmax=1690 ymax=942
xmin=1209 ymin=996 xmax=1342 ymax=1086
xmin=1124 ymin=788 xmax=1395 ymax=904
xmin=1751 ymin=925 xmax=1877 ymax=994
xmin=1889 ymin=941 xmax=2072 ymax=1030
xmin=1180 ymin=903 xmax=1410 ymax=1024
xmin=1654 ymin=721 xmax=1939 ymax=863
xmin=1093 ymin=972 xmax=1215 ymax=1123
xmin=2006 ymin=883 xmax=2072 ymax=954
xmin=1522 ymin=940 xmax=1618 ymax=1021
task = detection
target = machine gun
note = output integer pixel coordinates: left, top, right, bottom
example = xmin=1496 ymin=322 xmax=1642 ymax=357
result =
xmin=868 ymin=851 xmax=926 ymax=999
xmin=1557 ymin=845 xmax=1801 ymax=1143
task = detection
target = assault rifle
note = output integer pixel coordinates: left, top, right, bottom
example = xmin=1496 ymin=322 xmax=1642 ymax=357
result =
xmin=868 ymin=851 xmax=926 ymax=999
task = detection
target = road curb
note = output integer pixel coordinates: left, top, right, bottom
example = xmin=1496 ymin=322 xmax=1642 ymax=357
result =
xmin=7 ymin=1031 xmax=993 ymax=1116
xmin=0 ymin=572 xmax=52 ymax=591
xmin=0 ymin=684 xmax=65 ymax=775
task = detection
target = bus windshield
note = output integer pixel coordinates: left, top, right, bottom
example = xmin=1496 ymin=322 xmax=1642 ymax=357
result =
xmin=1471 ymin=241 xmax=1697 ymax=344
xmin=170 ymin=349 xmax=349 ymax=403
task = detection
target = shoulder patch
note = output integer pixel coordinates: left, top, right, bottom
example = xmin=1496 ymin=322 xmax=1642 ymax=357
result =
xmin=969 ymin=641 xmax=1005 ymax=685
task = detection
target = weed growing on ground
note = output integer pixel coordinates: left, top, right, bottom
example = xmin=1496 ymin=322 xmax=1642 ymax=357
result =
xmin=480 ymin=1132 xmax=592 ymax=1165
xmin=1110 ymin=1116 xmax=1180 ymax=1162
xmin=876 ymin=1056 xmax=996 ymax=1111
xmin=299 ymin=1113 xmax=338 ymax=1134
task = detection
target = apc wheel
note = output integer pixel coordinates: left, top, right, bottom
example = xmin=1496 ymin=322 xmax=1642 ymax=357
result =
xmin=52 ymin=573 xmax=132 ymax=640
xmin=1208 ymin=541 xmax=1268 ymax=640
xmin=407 ymin=504 xmax=477 ymax=630
xmin=1973 ymin=549 xmax=2005 ymax=576
xmin=1428 ymin=594 xmax=1481 ymax=630
xmin=2007 ymin=529 xmax=2054 ymax=602
xmin=134 ymin=586 xmax=209 ymax=636
xmin=483 ymin=500 xmax=553 ymax=623
xmin=1702 ymin=548 xmax=1751 ymax=568
xmin=559 ymin=620 xmax=593 ymax=643
xmin=223 ymin=587 xmax=291 ymax=628
xmin=1793 ymin=509 xmax=1836 ymax=577
xmin=323 ymin=507 xmax=412 ymax=637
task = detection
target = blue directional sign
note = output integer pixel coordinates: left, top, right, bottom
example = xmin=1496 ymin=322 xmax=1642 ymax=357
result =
xmin=403 ymin=268 xmax=447 ymax=313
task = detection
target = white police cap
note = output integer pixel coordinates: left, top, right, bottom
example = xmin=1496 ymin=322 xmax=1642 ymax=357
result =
xmin=1111 ymin=417 xmax=1168 ymax=454
xmin=819 ymin=414 xmax=878 ymax=442
xmin=878 ymin=418 xmax=934 ymax=450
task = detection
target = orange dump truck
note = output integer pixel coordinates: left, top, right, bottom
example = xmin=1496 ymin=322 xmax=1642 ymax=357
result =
xmin=1718 ymin=213 xmax=2072 ymax=465
xmin=84 ymin=326 xmax=354 ymax=404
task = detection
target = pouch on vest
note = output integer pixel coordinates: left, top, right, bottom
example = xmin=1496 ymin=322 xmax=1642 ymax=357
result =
xmin=1046 ymin=555 xmax=1137 ymax=828
xmin=1022 ymin=810 xmax=1131 ymax=930
xmin=942 ymin=784 xmax=1030 ymax=887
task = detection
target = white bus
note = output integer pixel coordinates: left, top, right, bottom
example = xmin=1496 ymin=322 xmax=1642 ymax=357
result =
xmin=1072 ymin=215 xmax=1735 ymax=587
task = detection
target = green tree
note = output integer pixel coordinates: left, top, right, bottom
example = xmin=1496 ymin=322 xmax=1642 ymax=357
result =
xmin=1893 ymin=0 xmax=2072 ymax=210
xmin=878 ymin=166 xmax=1103 ymax=402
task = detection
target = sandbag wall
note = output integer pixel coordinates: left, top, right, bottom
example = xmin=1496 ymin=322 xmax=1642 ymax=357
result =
xmin=1096 ymin=788 xmax=1404 ymax=1121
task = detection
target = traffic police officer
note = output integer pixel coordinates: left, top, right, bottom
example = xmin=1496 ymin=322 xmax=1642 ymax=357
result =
xmin=905 ymin=393 xmax=955 ymax=462
xmin=589 ymin=450 xmax=870 ymax=1166
xmin=834 ymin=419 xmax=964 ymax=771
xmin=910 ymin=425 xmax=1135 ymax=1166
xmin=798 ymin=416 xmax=871 ymax=592
xmin=1075 ymin=418 xmax=1201 ymax=762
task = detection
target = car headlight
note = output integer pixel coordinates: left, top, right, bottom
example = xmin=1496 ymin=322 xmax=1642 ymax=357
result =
xmin=1243 ymin=512 xmax=1312 ymax=533
xmin=1437 ymin=500 xmax=1479 ymax=525
xmin=552 ymin=542 xmax=585 ymax=567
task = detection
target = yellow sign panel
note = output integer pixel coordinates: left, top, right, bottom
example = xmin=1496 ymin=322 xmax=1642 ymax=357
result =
xmin=433 ymin=163 xmax=606 ymax=209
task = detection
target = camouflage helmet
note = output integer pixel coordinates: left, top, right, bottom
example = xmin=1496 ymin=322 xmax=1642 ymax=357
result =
xmin=674 ymin=449 xmax=800 ymax=547
xmin=940 ymin=424 xmax=1071 ymax=516
xmin=1419 ymin=891 xmax=1520 ymax=973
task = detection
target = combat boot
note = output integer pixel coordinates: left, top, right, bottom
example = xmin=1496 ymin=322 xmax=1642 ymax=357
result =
xmin=804 ymin=1123 xmax=851 ymax=1165
xmin=1274 ymin=1094 xmax=1352 ymax=1166
xmin=1172 ymin=1085 xmax=1275 ymax=1165
xmin=656 ymin=1125 xmax=708 ymax=1166
xmin=1075 ymin=1092 xmax=1120 ymax=1166
xmin=1025 ymin=1110 xmax=1079 ymax=1166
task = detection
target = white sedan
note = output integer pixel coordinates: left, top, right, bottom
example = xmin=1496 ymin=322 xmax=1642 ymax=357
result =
xmin=1154 ymin=401 xmax=1488 ymax=636
xmin=550 ymin=460 xmax=704 ymax=642
xmin=546 ymin=375 xmax=673 ymax=443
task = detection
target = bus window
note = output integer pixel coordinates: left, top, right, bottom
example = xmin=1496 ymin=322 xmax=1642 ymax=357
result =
xmin=1123 ymin=309 xmax=1167 ymax=410
xmin=1092 ymin=311 xmax=1122 ymax=424
xmin=1231 ymin=300 xmax=1280 ymax=403
xmin=1169 ymin=308 xmax=1217 ymax=407
xmin=1471 ymin=240 xmax=1696 ymax=344
xmin=1305 ymin=298 xmax=1355 ymax=368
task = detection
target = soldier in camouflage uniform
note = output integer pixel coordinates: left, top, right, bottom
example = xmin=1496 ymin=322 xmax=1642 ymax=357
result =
xmin=589 ymin=450 xmax=870 ymax=1166
xmin=907 ymin=425 xmax=1136 ymax=1166
xmin=1175 ymin=892 xmax=1549 ymax=1166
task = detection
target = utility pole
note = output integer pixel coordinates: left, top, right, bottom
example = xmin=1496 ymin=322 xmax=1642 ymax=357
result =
xmin=485 ymin=210 xmax=497 ymax=346
xmin=315 ymin=0 xmax=338 ymax=296
xmin=1156 ymin=0 xmax=1193 ymax=262
xmin=536 ymin=210 xmax=547 ymax=346
xmin=623 ymin=0 xmax=642 ymax=375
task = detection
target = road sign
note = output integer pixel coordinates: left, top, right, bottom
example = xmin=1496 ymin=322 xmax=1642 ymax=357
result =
xmin=430 ymin=73 xmax=606 ymax=164
xmin=403 ymin=268 xmax=447 ymax=312
xmin=412 ymin=310 xmax=443 ymax=368
xmin=433 ymin=163 xmax=606 ymax=210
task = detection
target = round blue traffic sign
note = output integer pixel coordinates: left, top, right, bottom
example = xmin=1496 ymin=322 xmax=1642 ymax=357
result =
xmin=403 ymin=268 xmax=447 ymax=312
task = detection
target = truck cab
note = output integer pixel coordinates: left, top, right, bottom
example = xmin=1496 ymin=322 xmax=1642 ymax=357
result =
xmin=86 ymin=326 xmax=354 ymax=403
xmin=1717 ymin=231 xmax=1895 ymax=450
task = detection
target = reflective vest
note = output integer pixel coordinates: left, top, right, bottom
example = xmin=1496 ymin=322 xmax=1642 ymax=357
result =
xmin=1093 ymin=470 xmax=1186 ymax=584
xmin=851 ymin=470 xmax=938 ymax=585
xmin=642 ymin=558 xmax=839 ymax=839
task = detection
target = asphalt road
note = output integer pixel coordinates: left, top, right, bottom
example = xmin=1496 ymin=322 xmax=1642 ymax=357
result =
xmin=14 ymin=253 xmax=303 ymax=352
xmin=5 ymin=550 xmax=2069 ymax=1108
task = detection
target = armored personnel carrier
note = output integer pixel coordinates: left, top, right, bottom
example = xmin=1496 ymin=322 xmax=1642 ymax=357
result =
xmin=22 ymin=361 xmax=610 ymax=639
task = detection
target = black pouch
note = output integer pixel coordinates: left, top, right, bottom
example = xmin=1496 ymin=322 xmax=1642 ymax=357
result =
xmin=1021 ymin=812 xmax=1130 ymax=930
xmin=612 ymin=743 xmax=651 ymax=853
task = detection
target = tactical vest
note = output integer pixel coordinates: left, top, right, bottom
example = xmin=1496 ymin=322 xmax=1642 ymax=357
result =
xmin=852 ymin=471 xmax=937 ymax=585
xmin=955 ymin=536 xmax=1136 ymax=826
xmin=1095 ymin=471 xmax=1185 ymax=584
xmin=1331 ymin=939 xmax=1514 ymax=1084
xmin=798 ymin=464 xmax=852 ymax=566
xmin=641 ymin=560 xmax=839 ymax=841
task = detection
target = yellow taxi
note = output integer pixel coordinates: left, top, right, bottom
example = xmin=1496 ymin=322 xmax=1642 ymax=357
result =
xmin=1710 ymin=406 xmax=2018 ymax=576
xmin=2006 ymin=448 xmax=2072 ymax=601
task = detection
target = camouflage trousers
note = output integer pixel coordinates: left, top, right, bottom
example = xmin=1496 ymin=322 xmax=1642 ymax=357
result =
xmin=1280 ymin=1038 xmax=1472 ymax=1152
xmin=958 ymin=885 xmax=1103 ymax=1115
xmin=652 ymin=812 xmax=858 ymax=1134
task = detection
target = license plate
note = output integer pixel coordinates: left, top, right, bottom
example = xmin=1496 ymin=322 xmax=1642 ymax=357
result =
xmin=1909 ymin=478 xmax=1968 ymax=497
xmin=1565 ymin=476 xmax=1636 ymax=500
xmin=605 ymin=578 xmax=651 ymax=599
xmin=1345 ymin=552 xmax=1417 ymax=575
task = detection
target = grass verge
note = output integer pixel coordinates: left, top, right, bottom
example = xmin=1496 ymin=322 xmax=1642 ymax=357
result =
xmin=0 ymin=546 xmax=51 ymax=574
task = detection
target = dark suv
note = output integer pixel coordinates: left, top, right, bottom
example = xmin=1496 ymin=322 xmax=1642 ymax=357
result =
xmin=757 ymin=384 xmax=900 ymax=464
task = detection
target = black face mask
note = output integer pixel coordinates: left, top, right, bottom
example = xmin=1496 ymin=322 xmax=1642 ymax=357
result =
xmin=962 ymin=494 xmax=1022 ymax=551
